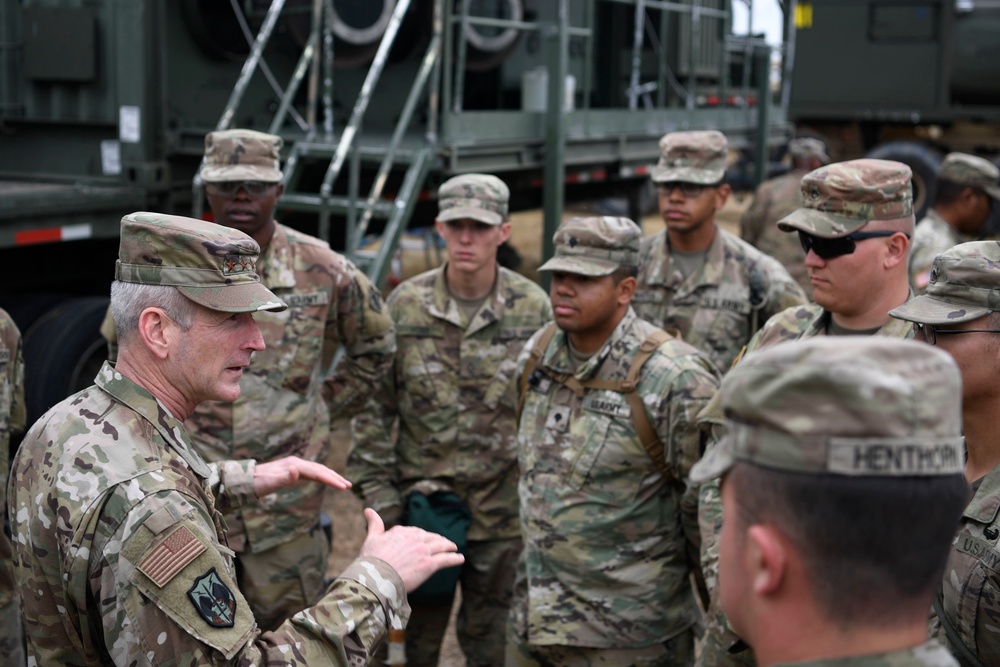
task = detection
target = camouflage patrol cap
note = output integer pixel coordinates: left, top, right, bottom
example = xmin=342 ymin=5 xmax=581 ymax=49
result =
xmin=787 ymin=137 xmax=830 ymax=164
xmin=690 ymin=337 xmax=964 ymax=483
xmin=538 ymin=216 xmax=641 ymax=277
xmin=890 ymin=241 xmax=1000 ymax=325
xmin=115 ymin=212 xmax=286 ymax=313
xmin=777 ymin=159 xmax=913 ymax=238
xmin=437 ymin=173 xmax=510 ymax=225
xmin=938 ymin=152 xmax=1000 ymax=200
xmin=651 ymin=130 xmax=728 ymax=185
xmin=200 ymin=129 xmax=283 ymax=183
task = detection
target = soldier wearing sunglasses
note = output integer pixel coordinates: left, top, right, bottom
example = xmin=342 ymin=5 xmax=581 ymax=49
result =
xmin=695 ymin=158 xmax=919 ymax=667
xmin=890 ymin=241 xmax=1000 ymax=666
xmin=634 ymin=130 xmax=807 ymax=376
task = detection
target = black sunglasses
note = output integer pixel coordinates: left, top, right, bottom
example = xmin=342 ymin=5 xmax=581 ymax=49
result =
xmin=797 ymin=230 xmax=906 ymax=260
xmin=657 ymin=181 xmax=722 ymax=198
xmin=913 ymin=322 xmax=1000 ymax=346
xmin=206 ymin=180 xmax=277 ymax=196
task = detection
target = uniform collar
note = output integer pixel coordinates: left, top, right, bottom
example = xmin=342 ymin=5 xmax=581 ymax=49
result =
xmin=95 ymin=361 xmax=212 ymax=478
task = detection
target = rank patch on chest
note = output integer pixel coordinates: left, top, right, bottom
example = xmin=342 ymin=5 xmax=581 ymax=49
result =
xmin=138 ymin=525 xmax=206 ymax=588
xmin=582 ymin=395 xmax=631 ymax=419
xmin=188 ymin=568 xmax=237 ymax=628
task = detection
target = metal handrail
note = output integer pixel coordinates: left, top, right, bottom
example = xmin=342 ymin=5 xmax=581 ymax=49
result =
xmin=316 ymin=0 xmax=415 ymax=241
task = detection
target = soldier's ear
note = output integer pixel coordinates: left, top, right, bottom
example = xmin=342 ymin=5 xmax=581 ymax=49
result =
xmin=714 ymin=183 xmax=732 ymax=211
xmin=136 ymin=307 xmax=172 ymax=360
xmin=747 ymin=524 xmax=787 ymax=597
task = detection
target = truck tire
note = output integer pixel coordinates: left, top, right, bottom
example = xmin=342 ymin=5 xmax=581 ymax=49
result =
xmin=23 ymin=297 xmax=110 ymax=427
xmin=464 ymin=0 xmax=524 ymax=71
xmin=865 ymin=141 xmax=942 ymax=222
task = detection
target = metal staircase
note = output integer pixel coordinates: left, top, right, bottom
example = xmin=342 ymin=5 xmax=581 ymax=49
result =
xmin=195 ymin=0 xmax=440 ymax=288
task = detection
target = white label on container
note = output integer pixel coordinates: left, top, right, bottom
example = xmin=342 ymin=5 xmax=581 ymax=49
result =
xmin=119 ymin=106 xmax=141 ymax=143
xmin=101 ymin=140 xmax=121 ymax=175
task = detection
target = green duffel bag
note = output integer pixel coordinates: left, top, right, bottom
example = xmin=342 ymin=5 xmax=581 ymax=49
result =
xmin=405 ymin=491 xmax=471 ymax=606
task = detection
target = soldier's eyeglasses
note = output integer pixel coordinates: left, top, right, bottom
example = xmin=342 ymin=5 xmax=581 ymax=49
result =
xmin=913 ymin=322 xmax=1000 ymax=346
xmin=657 ymin=181 xmax=721 ymax=198
xmin=797 ymin=230 xmax=906 ymax=260
xmin=206 ymin=181 xmax=277 ymax=196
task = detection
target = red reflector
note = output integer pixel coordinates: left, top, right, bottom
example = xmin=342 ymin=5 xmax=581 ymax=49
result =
xmin=15 ymin=228 xmax=62 ymax=245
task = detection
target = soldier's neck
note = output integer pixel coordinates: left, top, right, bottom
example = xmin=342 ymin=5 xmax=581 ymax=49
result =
xmin=445 ymin=261 xmax=497 ymax=300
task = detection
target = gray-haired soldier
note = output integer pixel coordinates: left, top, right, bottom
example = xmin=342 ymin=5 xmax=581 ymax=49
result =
xmin=694 ymin=336 xmax=966 ymax=667
xmin=891 ymin=241 xmax=1000 ymax=665
xmin=8 ymin=212 xmax=462 ymax=666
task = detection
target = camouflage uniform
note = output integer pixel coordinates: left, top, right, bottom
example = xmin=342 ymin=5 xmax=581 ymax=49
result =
xmin=697 ymin=160 xmax=917 ymax=667
xmin=637 ymin=130 xmax=807 ymax=375
xmin=740 ymin=137 xmax=830 ymax=297
xmin=8 ymin=212 xmax=408 ymax=666
xmin=908 ymin=154 xmax=1000 ymax=292
xmin=690 ymin=336 xmax=964 ymax=667
xmin=774 ymin=645 xmax=958 ymax=667
xmin=190 ymin=129 xmax=395 ymax=630
xmin=350 ymin=174 xmax=552 ymax=667
xmin=890 ymin=241 xmax=1000 ymax=665
xmin=509 ymin=217 xmax=720 ymax=666
xmin=0 ymin=309 xmax=25 ymax=667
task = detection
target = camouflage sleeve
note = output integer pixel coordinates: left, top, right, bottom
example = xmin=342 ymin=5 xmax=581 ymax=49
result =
xmin=101 ymin=490 xmax=408 ymax=666
xmin=348 ymin=369 xmax=404 ymax=527
xmin=755 ymin=259 xmax=808 ymax=333
xmin=205 ymin=459 xmax=258 ymax=513
xmin=7 ymin=318 xmax=25 ymax=435
xmin=695 ymin=397 xmax=756 ymax=666
xmin=322 ymin=261 xmax=396 ymax=420
xmin=739 ymin=184 xmax=771 ymax=248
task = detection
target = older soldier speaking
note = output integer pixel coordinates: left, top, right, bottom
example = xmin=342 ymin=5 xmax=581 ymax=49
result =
xmin=8 ymin=212 xmax=462 ymax=666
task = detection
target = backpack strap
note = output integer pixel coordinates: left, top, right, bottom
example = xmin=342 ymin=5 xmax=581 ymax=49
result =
xmin=519 ymin=325 xmax=675 ymax=482
xmin=517 ymin=323 xmax=558 ymax=424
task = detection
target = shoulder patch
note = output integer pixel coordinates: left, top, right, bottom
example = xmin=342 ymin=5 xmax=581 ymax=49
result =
xmin=188 ymin=568 xmax=238 ymax=628
xmin=138 ymin=525 xmax=207 ymax=587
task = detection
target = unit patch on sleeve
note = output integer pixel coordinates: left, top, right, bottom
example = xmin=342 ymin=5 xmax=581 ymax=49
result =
xmin=187 ymin=568 xmax=237 ymax=628
xmin=138 ymin=525 xmax=207 ymax=588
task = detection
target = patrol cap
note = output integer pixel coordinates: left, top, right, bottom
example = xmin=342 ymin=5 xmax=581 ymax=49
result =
xmin=651 ymin=130 xmax=728 ymax=185
xmin=938 ymin=152 xmax=1000 ymax=200
xmin=437 ymin=173 xmax=510 ymax=225
xmin=787 ymin=137 xmax=830 ymax=165
xmin=777 ymin=159 xmax=913 ymax=238
xmin=690 ymin=337 xmax=964 ymax=483
xmin=115 ymin=211 xmax=286 ymax=313
xmin=200 ymin=129 xmax=283 ymax=183
xmin=538 ymin=216 xmax=641 ymax=277
xmin=890 ymin=241 xmax=1000 ymax=325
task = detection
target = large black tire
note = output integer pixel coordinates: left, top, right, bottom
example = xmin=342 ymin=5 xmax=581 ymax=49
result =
xmin=23 ymin=296 xmax=110 ymax=427
xmin=865 ymin=141 xmax=943 ymax=222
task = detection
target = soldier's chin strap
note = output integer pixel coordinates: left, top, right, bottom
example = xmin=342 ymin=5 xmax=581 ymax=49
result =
xmin=932 ymin=588 xmax=985 ymax=667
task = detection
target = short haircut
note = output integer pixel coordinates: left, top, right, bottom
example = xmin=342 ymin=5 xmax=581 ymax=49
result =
xmin=110 ymin=281 xmax=197 ymax=346
xmin=934 ymin=178 xmax=976 ymax=207
xmin=727 ymin=461 xmax=967 ymax=628
xmin=611 ymin=265 xmax=638 ymax=284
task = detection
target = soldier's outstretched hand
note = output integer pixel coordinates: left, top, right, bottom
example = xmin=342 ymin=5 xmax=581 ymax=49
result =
xmin=359 ymin=508 xmax=465 ymax=592
xmin=254 ymin=455 xmax=352 ymax=497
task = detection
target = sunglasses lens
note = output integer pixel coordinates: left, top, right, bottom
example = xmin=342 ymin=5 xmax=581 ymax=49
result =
xmin=798 ymin=232 xmax=855 ymax=259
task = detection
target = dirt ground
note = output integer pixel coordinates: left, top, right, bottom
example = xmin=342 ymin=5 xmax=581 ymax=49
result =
xmin=324 ymin=192 xmax=754 ymax=666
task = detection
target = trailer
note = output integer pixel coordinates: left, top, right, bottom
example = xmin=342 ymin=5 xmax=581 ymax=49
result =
xmin=788 ymin=0 xmax=1000 ymax=219
xmin=0 ymin=0 xmax=790 ymax=424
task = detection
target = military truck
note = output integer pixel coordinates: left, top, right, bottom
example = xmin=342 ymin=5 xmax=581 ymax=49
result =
xmin=0 ymin=0 xmax=788 ymax=424
xmin=788 ymin=0 xmax=1000 ymax=218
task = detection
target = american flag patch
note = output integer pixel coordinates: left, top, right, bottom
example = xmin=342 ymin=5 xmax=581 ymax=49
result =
xmin=138 ymin=525 xmax=206 ymax=588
